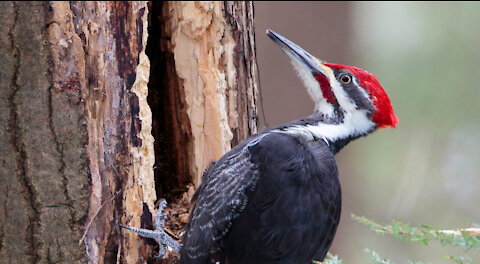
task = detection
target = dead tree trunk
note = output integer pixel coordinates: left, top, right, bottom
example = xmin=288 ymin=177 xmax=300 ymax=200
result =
xmin=0 ymin=1 xmax=258 ymax=263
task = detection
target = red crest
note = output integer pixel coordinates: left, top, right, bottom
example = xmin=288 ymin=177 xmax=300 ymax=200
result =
xmin=325 ymin=63 xmax=399 ymax=128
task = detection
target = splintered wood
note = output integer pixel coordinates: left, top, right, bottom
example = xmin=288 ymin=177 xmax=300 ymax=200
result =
xmin=153 ymin=2 xmax=259 ymax=262
xmin=0 ymin=1 xmax=258 ymax=263
xmin=162 ymin=1 xmax=258 ymax=187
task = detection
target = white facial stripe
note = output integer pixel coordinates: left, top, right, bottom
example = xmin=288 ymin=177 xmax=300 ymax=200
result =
xmin=278 ymin=109 xmax=375 ymax=143
xmin=327 ymin=72 xmax=358 ymax=112
xmin=287 ymin=53 xmax=335 ymax=117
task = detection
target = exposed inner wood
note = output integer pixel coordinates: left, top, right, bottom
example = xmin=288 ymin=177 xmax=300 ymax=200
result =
xmin=0 ymin=1 xmax=258 ymax=263
xmin=144 ymin=2 xmax=259 ymax=263
xmin=157 ymin=1 xmax=259 ymax=189
xmin=147 ymin=1 xmax=259 ymax=201
xmin=147 ymin=1 xmax=193 ymax=202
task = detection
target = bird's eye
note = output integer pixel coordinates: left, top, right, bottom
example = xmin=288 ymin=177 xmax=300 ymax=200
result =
xmin=340 ymin=74 xmax=351 ymax=84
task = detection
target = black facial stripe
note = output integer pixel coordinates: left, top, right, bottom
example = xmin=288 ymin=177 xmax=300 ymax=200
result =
xmin=332 ymin=69 xmax=375 ymax=113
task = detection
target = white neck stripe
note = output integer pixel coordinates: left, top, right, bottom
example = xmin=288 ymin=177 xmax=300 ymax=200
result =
xmin=275 ymin=110 xmax=375 ymax=144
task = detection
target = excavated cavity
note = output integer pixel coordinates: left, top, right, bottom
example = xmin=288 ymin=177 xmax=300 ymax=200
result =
xmin=146 ymin=1 xmax=193 ymax=202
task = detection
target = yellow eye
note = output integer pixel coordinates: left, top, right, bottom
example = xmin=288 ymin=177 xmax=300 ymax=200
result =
xmin=340 ymin=74 xmax=351 ymax=84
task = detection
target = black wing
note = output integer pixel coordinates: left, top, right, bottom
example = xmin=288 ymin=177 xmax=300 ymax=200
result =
xmin=223 ymin=133 xmax=341 ymax=264
xmin=180 ymin=134 xmax=267 ymax=264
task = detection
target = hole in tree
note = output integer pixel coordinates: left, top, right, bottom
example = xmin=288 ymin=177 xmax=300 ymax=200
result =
xmin=147 ymin=1 xmax=192 ymax=203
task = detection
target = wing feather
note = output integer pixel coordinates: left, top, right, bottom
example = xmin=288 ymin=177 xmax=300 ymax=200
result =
xmin=180 ymin=134 xmax=267 ymax=263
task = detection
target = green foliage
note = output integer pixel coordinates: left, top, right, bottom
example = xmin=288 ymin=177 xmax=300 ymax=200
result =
xmin=364 ymin=248 xmax=430 ymax=264
xmin=313 ymin=252 xmax=344 ymax=264
xmin=352 ymin=214 xmax=480 ymax=263
xmin=364 ymin=248 xmax=397 ymax=264
xmin=312 ymin=215 xmax=479 ymax=263
xmin=322 ymin=255 xmax=343 ymax=264
xmin=446 ymin=255 xmax=473 ymax=264
xmin=351 ymin=214 xmax=480 ymax=249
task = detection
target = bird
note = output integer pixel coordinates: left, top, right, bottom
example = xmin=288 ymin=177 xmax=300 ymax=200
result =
xmin=179 ymin=29 xmax=398 ymax=264
xmin=122 ymin=29 xmax=398 ymax=264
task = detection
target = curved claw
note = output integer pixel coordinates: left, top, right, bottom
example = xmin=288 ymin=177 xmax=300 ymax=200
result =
xmin=154 ymin=244 xmax=166 ymax=259
xmin=120 ymin=198 xmax=182 ymax=259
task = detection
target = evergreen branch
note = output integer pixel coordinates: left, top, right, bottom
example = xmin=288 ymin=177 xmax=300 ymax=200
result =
xmin=312 ymin=252 xmax=344 ymax=264
xmin=365 ymin=248 xmax=396 ymax=264
xmin=364 ymin=248 xmax=428 ymax=264
xmin=446 ymin=254 xmax=473 ymax=264
xmin=352 ymin=214 xmax=480 ymax=249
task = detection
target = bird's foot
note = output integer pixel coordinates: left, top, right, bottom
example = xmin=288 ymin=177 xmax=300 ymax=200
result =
xmin=154 ymin=244 xmax=166 ymax=259
xmin=120 ymin=198 xmax=181 ymax=259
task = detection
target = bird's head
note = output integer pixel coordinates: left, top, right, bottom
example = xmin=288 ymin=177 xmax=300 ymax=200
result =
xmin=267 ymin=29 xmax=398 ymax=139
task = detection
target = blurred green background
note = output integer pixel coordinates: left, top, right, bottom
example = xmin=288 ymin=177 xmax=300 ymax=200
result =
xmin=255 ymin=2 xmax=480 ymax=263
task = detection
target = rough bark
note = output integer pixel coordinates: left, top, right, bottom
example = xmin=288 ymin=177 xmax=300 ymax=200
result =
xmin=0 ymin=1 xmax=258 ymax=263
xmin=0 ymin=1 xmax=154 ymax=263
xmin=154 ymin=1 xmax=258 ymax=191
xmin=0 ymin=2 xmax=91 ymax=263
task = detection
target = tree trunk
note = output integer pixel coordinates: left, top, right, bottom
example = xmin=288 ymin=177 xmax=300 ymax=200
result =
xmin=0 ymin=1 xmax=258 ymax=263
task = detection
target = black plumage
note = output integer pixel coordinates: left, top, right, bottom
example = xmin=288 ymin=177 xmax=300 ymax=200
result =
xmin=177 ymin=29 xmax=398 ymax=264
xmin=224 ymin=133 xmax=341 ymax=264
xmin=180 ymin=128 xmax=342 ymax=264
xmin=120 ymin=29 xmax=397 ymax=263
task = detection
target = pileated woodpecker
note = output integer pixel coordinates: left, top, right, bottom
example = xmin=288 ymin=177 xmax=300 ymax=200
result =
xmin=122 ymin=30 xmax=398 ymax=263
xmin=181 ymin=29 xmax=398 ymax=263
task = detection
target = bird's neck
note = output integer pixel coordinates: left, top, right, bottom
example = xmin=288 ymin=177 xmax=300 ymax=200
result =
xmin=272 ymin=111 xmax=376 ymax=154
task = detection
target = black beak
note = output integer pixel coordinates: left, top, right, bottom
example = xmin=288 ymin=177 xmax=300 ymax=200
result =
xmin=266 ymin=29 xmax=328 ymax=77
